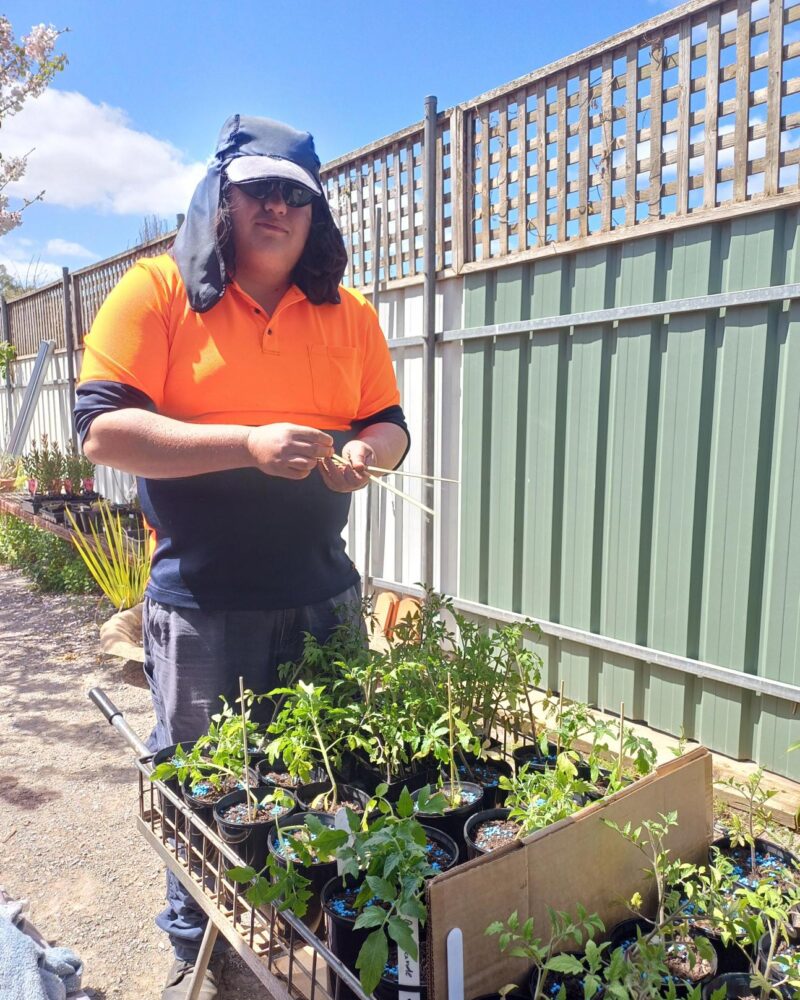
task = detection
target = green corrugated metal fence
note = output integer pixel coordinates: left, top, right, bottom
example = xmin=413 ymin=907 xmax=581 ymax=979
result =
xmin=460 ymin=207 xmax=800 ymax=779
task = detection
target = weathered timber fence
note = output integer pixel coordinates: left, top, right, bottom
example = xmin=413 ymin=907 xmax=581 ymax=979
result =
xmin=2 ymin=0 xmax=799 ymax=777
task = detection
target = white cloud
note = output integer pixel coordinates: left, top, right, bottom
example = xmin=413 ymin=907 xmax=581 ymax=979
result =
xmin=44 ymin=238 xmax=95 ymax=260
xmin=3 ymin=89 xmax=206 ymax=216
xmin=0 ymin=239 xmax=62 ymax=287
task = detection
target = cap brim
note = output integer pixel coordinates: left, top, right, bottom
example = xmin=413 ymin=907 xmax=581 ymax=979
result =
xmin=225 ymin=155 xmax=322 ymax=195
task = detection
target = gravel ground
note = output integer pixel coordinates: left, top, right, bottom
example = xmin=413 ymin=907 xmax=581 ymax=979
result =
xmin=0 ymin=564 xmax=267 ymax=999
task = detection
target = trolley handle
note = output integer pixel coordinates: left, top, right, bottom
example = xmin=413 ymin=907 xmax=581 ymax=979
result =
xmin=87 ymin=686 xmax=151 ymax=759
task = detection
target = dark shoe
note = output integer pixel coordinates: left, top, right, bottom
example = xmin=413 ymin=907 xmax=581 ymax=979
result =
xmin=162 ymin=954 xmax=224 ymax=1000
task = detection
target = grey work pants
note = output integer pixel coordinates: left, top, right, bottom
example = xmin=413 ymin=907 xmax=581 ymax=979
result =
xmin=142 ymin=584 xmax=362 ymax=961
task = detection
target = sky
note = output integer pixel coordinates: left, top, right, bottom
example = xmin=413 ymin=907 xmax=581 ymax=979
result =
xmin=2 ymin=0 xmax=676 ymax=287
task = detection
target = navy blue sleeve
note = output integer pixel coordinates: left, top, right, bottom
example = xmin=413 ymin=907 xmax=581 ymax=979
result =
xmin=74 ymin=380 xmax=157 ymax=447
xmin=351 ymin=404 xmax=410 ymax=468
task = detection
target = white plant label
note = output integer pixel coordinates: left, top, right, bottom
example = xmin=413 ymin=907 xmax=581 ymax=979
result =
xmin=333 ymin=806 xmax=351 ymax=876
xmin=398 ymin=916 xmax=420 ymax=999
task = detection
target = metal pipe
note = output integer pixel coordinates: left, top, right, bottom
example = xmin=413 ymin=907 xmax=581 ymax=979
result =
xmin=386 ymin=283 xmax=800 ymax=353
xmin=439 ymin=282 xmax=800 ymax=344
xmin=368 ymin=577 xmax=800 ymax=704
xmin=421 ymin=95 xmax=438 ymax=587
xmin=62 ymin=267 xmax=77 ymax=450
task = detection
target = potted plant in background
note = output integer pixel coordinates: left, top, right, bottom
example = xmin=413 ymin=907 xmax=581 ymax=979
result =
xmin=603 ymin=812 xmax=719 ymax=995
xmin=713 ymin=769 xmax=799 ymax=884
xmin=486 ymin=905 xmax=606 ymax=1000
xmin=699 ymin=877 xmax=800 ymax=998
xmin=20 ymin=435 xmax=64 ymax=513
xmin=0 ymin=452 xmax=20 ymax=492
xmin=266 ymin=680 xmax=368 ymax=814
xmin=465 ymin=752 xmax=590 ymax=858
xmin=411 ymin=673 xmax=483 ymax=860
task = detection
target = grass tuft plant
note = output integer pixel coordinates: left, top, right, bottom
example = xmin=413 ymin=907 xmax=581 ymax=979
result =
xmin=66 ymin=500 xmax=149 ymax=609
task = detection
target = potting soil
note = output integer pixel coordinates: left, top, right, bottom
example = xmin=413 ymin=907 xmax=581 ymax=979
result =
xmin=456 ymin=762 xmax=503 ymax=788
xmin=424 ymin=836 xmax=453 ymax=873
xmin=472 ymin=819 xmax=520 ymax=852
xmin=308 ymin=796 xmax=364 ymax=815
xmin=219 ymin=799 xmax=291 ymax=824
xmin=664 ymin=938 xmax=715 ymax=982
xmin=326 ymin=887 xmax=384 ymax=920
xmin=716 ymin=845 xmax=798 ymax=892
xmin=189 ymin=774 xmax=243 ymax=804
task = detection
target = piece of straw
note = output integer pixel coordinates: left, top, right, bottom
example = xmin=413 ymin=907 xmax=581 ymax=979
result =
xmin=365 ymin=465 xmax=459 ymax=484
xmin=329 ymin=455 xmax=435 ymax=516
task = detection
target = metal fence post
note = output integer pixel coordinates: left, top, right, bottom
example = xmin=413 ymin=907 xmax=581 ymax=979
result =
xmin=62 ymin=266 xmax=77 ymax=449
xmin=363 ymin=204 xmax=383 ymax=597
xmin=422 ymin=95 xmax=438 ymax=588
xmin=1 ymin=296 xmax=13 ymax=448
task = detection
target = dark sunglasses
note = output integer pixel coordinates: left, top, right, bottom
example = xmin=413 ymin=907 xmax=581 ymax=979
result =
xmin=233 ymin=178 xmax=317 ymax=208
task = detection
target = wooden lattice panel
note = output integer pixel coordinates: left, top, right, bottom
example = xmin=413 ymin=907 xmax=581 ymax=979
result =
xmin=71 ymin=234 xmax=174 ymax=342
xmin=8 ymin=283 xmax=65 ymax=357
xmin=322 ymin=124 xmax=429 ymax=288
xmin=465 ymin=0 xmax=800 ymax=262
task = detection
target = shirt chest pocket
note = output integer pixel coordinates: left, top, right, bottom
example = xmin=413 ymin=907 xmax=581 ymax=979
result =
xmin=307 ymin=345 xmax=361 ymax=419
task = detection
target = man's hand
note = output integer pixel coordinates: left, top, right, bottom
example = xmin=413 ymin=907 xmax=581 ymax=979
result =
xmin=247 ymin=423 xmax=334 ymax=479
xmin=317 ymin=439 xmax=376 ymax=493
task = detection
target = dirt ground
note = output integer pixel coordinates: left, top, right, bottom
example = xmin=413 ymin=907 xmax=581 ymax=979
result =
xmin=0 ymin=564 xmax=268 ymax=999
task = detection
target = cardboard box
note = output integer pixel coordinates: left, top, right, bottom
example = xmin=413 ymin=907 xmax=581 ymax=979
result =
xmin=427 ymin=747 xmax=713 ymax=1000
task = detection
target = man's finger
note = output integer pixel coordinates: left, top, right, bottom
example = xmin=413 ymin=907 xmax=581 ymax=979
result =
xmin=291 ymin=426 xmax=334 ymax=447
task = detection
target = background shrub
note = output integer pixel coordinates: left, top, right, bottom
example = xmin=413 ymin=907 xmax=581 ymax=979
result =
xmin=0 ymin=514 xmax=99 ymax=594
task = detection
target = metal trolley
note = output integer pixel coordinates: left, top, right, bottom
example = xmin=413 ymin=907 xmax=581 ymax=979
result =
xmin=88 ymin=688 xmax=373 ymax=1000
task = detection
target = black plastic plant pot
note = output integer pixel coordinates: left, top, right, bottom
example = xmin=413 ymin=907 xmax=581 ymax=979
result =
xmin=267 ymin=811 xmax=338 ymax=936
xmin=151 ymin=741 xmax=197 ymax=831
xmin=411 ymin=781 xmax=483 ymax=863
xmin=703 ymin=930 xmax=752 ymax=976
xmin=532 ymin=963 xmax=597 ymax=1000
xmin=70 ymin=503 xmax=94 ymax=533
xmin=463 ymin=808 xmax=517 ymax=861
xmin=20 ymin=494 xmax=58 ymax=515
xmin=257 ymin=758 xmax=324 ymax=791
xmin=455 ymin=756 xmax=513 ymax=809
xmin=373 ymin=942 xmax=428 ymax=1000
xmin=295 ymin=781 xmax=371 ymax=816
xmin=511 ymin=740 xmax=560 ymax=773
xmin=420 ymin=825 xmax=459 ymax=876
xmin=625 ymin=930 xmax=719 ymax=996
xmin=709 ymin=836 xmax=799 ymax=888
xmin=701 ymin=971 xmax=792 ymax=999
xmin=757 ymin=928 xmax=800 ymax=984
xmin=606 ymin=917 xmax=655 ymax=957
xmin=213 ymin=785 xmax=298 ymax=872
xmin=39 ymin=502 xmax=65 ymax=525
xmin=321 ymin=874 xmax=376 ymax=1000
xmin=348 ymin=755 xmax=435 ymax=802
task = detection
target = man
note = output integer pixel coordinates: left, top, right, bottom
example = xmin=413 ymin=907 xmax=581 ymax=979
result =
xmin=74 ymin=115 xmax=409 ymax=1000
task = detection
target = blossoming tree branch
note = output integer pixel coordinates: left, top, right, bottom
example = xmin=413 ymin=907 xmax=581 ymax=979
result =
xmin=0 ymin=16 xmax=67 ymax=236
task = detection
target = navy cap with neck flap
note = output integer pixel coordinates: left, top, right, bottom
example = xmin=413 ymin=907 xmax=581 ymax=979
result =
xmin=173 ymin=114 xmax=323 ymax=313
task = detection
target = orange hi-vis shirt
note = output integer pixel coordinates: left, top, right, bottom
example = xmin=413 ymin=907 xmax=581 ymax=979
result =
xmin=78 ymin=253 xmax=401 ymax=430
xmin=75 ymin=253 xmax=408 ymax=610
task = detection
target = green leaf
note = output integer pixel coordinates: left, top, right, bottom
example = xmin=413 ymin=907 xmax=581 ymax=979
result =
xmin=545 ymin=954 xmax=584 ymax=975
xmin=354 ymin=907 xmax=387 ymax=930
xmin=387 ymin=915 xmax=418 ymax=959
xmin=366 ymin=875 xmax=397 ymax=903
xmin=227 ymin=865 xmax=257 ymax=883
xmin=397 ymin=785 xmax=414 ymax=819
xmin=356 ymin=928 xmax=389 ymax=996
xmin=246 ymin=877 xmax=283 ymax=907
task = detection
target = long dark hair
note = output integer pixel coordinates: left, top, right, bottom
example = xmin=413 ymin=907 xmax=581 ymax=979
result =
xmin=217 ymin=180 xmax=347 ymax=305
